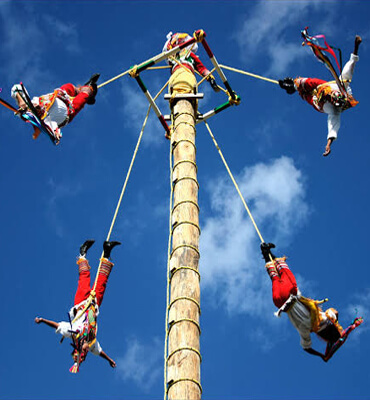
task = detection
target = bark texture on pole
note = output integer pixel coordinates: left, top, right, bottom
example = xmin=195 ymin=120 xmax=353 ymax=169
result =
xmin=167 ymin=98 xmax=201 ymax=400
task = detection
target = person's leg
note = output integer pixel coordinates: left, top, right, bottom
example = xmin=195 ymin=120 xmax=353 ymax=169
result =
xmin=95 ymin=258 xmax=114 ymax=306
xmin=354 ymin=35 xmax=362 ymax=56
xmin=60 ymin=83 xmax=78 ymax=97
xmin=340 ymin=36 xmax=361 ymax=82
xmin=74 ymin=257 xmax=92 ymax=305
xmin=271 ymin=259 xmax=297 ymax=308
xmin=275 ymin=258 xmax=298 ymax=292
xmin=94 ymin=241 xmax=121 ymax=306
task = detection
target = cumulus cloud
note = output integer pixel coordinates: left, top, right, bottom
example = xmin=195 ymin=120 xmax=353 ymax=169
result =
xmin=234 ymin=1 xmax=334 ymax=75
xmin=200 ymin=156 xmax=309 ymax=317
xmin=117 ymin=337 xmax=162 ymax=393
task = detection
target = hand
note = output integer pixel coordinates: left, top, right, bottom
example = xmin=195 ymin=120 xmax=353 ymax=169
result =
xmin=323 ymin=144 xmax=331 ymax=157
xmin=34 ymin=317 xmax=43 ymax=324
xmin=109 ymin=359 xmax=116 ymax=368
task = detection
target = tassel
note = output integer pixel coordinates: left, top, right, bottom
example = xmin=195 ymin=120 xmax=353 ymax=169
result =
xmin=69 ymin=363 xmax=79 ymax=373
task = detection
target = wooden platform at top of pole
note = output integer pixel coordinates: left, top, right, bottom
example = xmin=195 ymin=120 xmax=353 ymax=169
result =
xmin=166 ymin=88 xmax=202 ymax=399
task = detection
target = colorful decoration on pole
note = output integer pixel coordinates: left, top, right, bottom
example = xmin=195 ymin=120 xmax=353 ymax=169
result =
xmin=129 ymin=29 xmax=240 ymax=137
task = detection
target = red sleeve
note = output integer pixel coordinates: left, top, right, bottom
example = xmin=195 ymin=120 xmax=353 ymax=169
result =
xmin=295 ymin=77 xmax=327 ymax=93
xmin=191 ymin=52 xmax=210 ymax=77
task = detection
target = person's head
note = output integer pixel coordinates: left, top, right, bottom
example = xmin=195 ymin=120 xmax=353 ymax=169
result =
xmin=163 ymin=32 xmax=198 ymax=54
xmin=71 ymin=338 xmax=89 ymax=365
xmin=316 ymin=308 xmax=342 ymax=343
xmin=330 ymin=90 xmax=346 ymax=108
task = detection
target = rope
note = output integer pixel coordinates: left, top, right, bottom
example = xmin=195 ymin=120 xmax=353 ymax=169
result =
xmin=147 ymin=65 xmax=171 ymax=70
xmin=168 ymin=318 xmax=201 ymax=334
xmin=167 ymin=346 xmax=202 ymax=362
xmin=72 ymin=104 xmax=150 ymax=323
xmin=172 ymin=200 xmax=200 ymax=213
xmin=167 ymin=378 xmax=203 ymax=395
xmin=97 ymin=68 xmax=131 ymax=88
xmin=204 ymin=121 xmax=265 ymax=243
xmin=74 ymin=80 xmax=170 ymax=324
xmin=164 ymin=113 xmax=174 ymax=400
xmin=169 ymin=297 xmax=201 ymax=313
xmin=172 ymin=220 xmax=201 ymax=235
xmin=171 ymin=265 xmax=201 ymax=281
xmin=219 ymin=64 xmax=279 ymax=85
xmin=173 ymin=159 xmax=198 ymax=172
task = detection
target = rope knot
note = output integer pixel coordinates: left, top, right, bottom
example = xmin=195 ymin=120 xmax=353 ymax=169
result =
xmin=193 ymin=29 xmax=206 ymax=42
xmin=228 ymin=93 xmax=241 ymax=105
xmin=129 ymin=65 xmax=139 ymax=78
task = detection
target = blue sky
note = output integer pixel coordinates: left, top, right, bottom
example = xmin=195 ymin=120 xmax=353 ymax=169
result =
xmin=1 ymin=1 xmax=370 ymax=399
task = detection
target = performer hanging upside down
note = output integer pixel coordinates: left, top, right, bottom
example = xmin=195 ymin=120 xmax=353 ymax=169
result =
xmin=35 ymin=239 xmax=121 ymax=373
xmin=163 ymin=31 xmax=220 ymax=95
xmin=11 ymin=74 xmax=100 ymax=143
xmin=260 ymin=242 xmax=363 ymax=362
xmin=279 ymin=35 xmax=361 ymax=157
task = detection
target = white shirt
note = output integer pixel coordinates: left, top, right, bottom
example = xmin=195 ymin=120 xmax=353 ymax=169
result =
xmin=55 ymin=300 xmax=102 ymax=355
xmin=287 ymin=300 xmax=329 ymax=349
xmin=32 ymin=96 xmax=68 ymax=133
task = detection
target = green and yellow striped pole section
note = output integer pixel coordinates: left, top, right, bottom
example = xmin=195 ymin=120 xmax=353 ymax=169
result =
xmin=198 ymin=30 xmax=238 ymax=102
xmin=134 ymin=74 xmax=171 ymax=137
xmin=132 ymin=37 xmax=197 ymax=75
xmin=198 ymin=96 xmax=241 ymax=123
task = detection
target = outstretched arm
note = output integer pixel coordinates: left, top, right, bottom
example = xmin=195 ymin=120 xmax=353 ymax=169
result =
xmin=99 ymin=350 xmax=116 ymax=368
xmin=34 ymin=317 xmax=59 ymax=330
xmin=304 ymin=347 xmax=327 ymax=362
xmin=323 ymin=138 xmax=334 ymax=157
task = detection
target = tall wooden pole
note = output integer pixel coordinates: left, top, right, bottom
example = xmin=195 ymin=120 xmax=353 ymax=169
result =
xmin=167 ymin=96 xmax=201 ymax=400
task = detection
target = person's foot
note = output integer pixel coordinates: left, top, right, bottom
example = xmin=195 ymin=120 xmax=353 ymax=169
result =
xmin=80 ymin=240 xmax=95 ymax=257
xmin=84 ymin=73 xmax=100 ymax=105
xmin=103 ymin=240 xmax=121 ymax=259
xmin=209 ymin=77 xmax=220 ymax=92
xmin=354 ymin=35 xmax=362 ymax=55
xmin=84 ymin=73 xmax=100 ymax=86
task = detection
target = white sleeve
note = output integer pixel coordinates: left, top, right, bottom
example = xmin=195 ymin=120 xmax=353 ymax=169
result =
xmin=55 ymin=321 xmax=72 ymax=338
xmin=11 ymin=84 xmax=23 ymax=99
xmin=299 ymin=329 xmax=312 ymax=350
xmin=90 ymin=340 xmax=102 ymax=355
xmin=326 ymin=111 xmax=341 ymax=140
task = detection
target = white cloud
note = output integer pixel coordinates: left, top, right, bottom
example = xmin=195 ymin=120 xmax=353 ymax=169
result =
xmin=200 ymin=156 xmax=309 ymax=317
xmin=234 ymin=1 xmax=334 ymax=75
xmin=117 ymin=337 xmax=162 ymax=393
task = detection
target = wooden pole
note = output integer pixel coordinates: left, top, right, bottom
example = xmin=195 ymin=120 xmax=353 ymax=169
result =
xmin=167 ymin=96 xmax=201 ymax=400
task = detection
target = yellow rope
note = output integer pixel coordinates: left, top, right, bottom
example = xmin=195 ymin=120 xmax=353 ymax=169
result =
xmin=73 ymin=80 xmax=172 ymax=324
xmin=164 ymin=113 xmax=174 ymax=400
xmin=97 ymin=68 xmax=132 ymax=88
xmin=204 ymin=121 xmax=265 ymax=243
xmin=72 ymin=105 xmax=150 ymax=324
xmin=170 ymin=265 xmax=201 ymax=281
xmin=219 ymin=64 xmax=279 ymax=85
xmin=147 ymin=65 xmax=171 ymax=70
